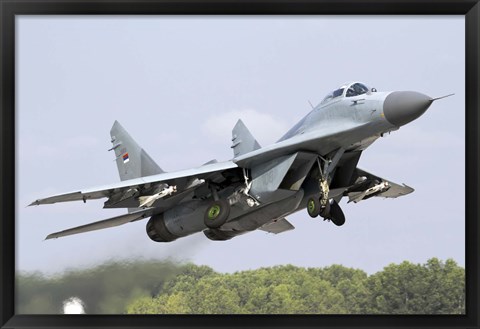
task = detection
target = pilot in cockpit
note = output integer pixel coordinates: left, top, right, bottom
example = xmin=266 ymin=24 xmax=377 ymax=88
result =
xmin=346 ymin=83 xmax=369 ymax=97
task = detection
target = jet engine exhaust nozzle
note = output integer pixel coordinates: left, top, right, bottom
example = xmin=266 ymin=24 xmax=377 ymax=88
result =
xmin=383 ymin=91 xmax=433 ymax=127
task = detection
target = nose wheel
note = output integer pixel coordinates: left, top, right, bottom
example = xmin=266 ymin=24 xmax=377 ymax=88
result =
xmin=324 ymin=200 xmax=345 ymax=226
xmin=307 ymin=195 xmax=345 ymax=227
xmin=307 ymin=197 xmax=321 ymax=218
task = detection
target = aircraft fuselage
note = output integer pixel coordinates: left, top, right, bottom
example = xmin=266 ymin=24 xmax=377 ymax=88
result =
xmin=33 ymin=81 xmax=440 ymax=242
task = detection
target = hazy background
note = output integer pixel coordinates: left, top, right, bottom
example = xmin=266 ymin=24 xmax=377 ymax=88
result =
xmin=16 ymin=16 xmax=464 ymax=276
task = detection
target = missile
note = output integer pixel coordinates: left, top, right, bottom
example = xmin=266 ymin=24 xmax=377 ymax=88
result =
xmin=138 ymin=185 xmax=177 ymax=208
xmin=348 ymin=181 xmax=390 ymax=203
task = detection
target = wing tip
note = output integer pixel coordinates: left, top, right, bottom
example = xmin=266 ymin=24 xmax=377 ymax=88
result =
xmin=45 ymin=232 xmax=61 ymax=240
xmin=402 ymin=183 xmax=415 ymax=194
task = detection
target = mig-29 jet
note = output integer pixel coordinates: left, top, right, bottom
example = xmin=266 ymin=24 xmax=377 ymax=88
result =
xmin=30 ymin=82 xmax=452 ymax=242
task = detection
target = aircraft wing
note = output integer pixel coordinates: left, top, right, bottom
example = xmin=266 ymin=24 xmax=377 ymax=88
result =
xmin=30 ymin=161 xmax=238 ymax=207
xmin=345 ymin=168 xmax=414 ymax=203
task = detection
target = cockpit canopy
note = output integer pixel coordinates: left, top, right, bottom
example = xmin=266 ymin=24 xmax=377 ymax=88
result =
xmin=321 ymin=82 xmax=371 ymax=104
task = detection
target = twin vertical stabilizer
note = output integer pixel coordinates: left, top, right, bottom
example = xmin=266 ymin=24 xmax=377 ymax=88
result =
xmin=110 ymin=121 xmax=164 ymax=181
xmin=231 ymin=119 xmax=261 ymax=157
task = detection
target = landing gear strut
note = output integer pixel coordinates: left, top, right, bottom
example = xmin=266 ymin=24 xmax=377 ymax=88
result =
xmin=307 ymin=149 xmax=346 ymax=226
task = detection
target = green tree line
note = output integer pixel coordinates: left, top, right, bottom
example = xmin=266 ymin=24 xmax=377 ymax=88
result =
xmin=16 ymin=258 xmax=464 ymax=314
xmin=16 ymin=260 xmax=182 ymax=314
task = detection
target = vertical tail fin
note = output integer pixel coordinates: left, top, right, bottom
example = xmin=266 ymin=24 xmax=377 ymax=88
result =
xmin=231 ymin=119 xmax=261 ymax=157
xmin=109 ymin=121 xmax=164 ymax=181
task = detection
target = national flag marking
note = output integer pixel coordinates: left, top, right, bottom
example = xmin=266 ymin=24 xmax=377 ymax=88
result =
xmin=122 ymin=153 xmax=130 ymax=163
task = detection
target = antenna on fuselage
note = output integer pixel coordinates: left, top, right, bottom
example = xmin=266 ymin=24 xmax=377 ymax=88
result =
xmin=308 ymin=100 xmax=315 ymax=109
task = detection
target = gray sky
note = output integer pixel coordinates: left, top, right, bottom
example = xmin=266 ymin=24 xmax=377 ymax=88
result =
xmin=16 ymin=16 xmax=464 ymax=275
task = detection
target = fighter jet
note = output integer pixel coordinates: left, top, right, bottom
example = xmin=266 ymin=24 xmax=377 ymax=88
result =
xmin=30 ymin=82 xmax=452 ymax=242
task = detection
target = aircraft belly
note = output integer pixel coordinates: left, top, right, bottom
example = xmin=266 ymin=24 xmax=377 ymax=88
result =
xmin=162 ymin=200 xmax=209 ymax=237
xmin=221 ymin=189 xmax=304 ymax=231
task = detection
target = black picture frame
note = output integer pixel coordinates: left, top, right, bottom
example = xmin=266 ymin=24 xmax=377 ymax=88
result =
xmin=1 ymin=1 xmax=478 ymax=328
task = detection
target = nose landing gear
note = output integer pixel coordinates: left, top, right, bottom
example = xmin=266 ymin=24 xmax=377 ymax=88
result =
xmin=307 ymin=195 xmax=345 ymax=226
xmin=323 ymin=199 xmax=345 ymax=226
xmin=306 ymin=150 xmax=346 ymax=226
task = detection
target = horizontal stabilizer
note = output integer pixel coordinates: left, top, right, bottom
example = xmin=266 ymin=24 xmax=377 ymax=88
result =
xmin=231 ymin=119 xmax=261 ymax=157
xmin=259 ymin=217 xmax=295 ymax=234
xmin=45 ymin=208 xmax=155 ymax=240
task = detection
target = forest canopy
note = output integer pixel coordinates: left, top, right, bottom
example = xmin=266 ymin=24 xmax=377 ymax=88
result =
xmin=16 ymin=258 xmax=465 ymax=314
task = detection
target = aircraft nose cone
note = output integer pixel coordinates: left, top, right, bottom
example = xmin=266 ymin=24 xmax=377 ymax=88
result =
xmin=383 ymin=91 xmax=433 ymax=127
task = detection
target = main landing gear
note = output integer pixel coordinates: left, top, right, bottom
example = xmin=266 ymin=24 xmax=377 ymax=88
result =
xmin=307 ymin=150 xmax=346 ymax=226
xmin=203 ymin=179 xmax=231 ymax=228
xmin=204 ymin=199 xmax=230 ymax=228
xmin=203 ymin=168 xmax=259 ymax=229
